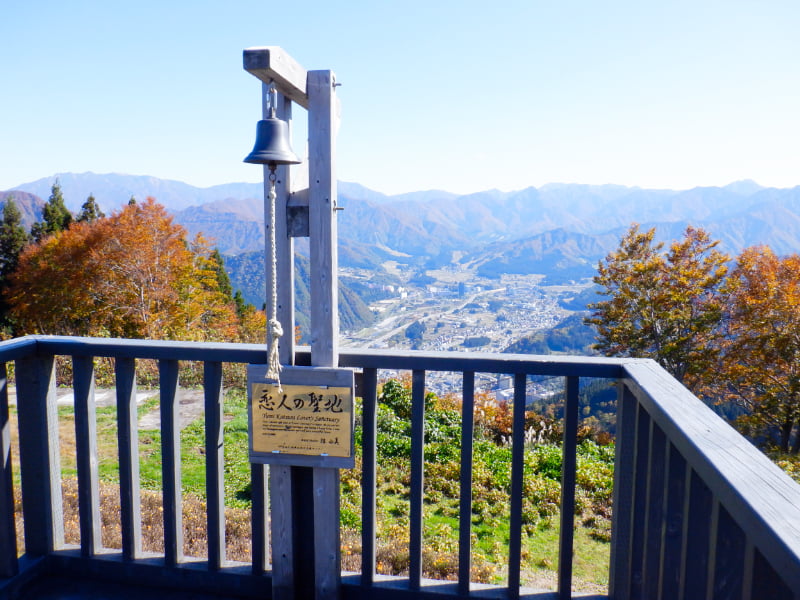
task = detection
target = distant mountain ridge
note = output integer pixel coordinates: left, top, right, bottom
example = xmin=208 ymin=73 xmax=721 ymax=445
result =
xmin=5 ymin=172 xmax=800 ymax=282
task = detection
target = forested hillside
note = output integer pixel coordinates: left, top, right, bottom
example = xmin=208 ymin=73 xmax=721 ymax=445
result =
xmin=223 ymin=251 xmax=376 ymax=342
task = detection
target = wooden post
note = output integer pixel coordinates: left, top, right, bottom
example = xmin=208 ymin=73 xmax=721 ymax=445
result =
xmin=308 ymin=69 xmax=339 ymax=369
xmin=0 ymin=363 xmax=18 ymax=577
xmin=308 ymin=68 xmax=341 ymax=600
xmin=16 ymin=356 xmax=64 ymax=556
xmin=73 ymin=356 xmax=102 ymax=557
xmin=244 ymin=48 xmax=343 ymax=600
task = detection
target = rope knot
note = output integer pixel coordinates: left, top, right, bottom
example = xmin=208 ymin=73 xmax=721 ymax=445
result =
xmin=268 ymin=318 xmax=284 ymax=339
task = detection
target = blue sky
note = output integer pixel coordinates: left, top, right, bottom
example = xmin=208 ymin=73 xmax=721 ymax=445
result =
xmin=1 ymin=0 xmax=798 ymax=195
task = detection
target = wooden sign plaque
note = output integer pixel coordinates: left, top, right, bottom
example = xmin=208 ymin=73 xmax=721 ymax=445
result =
xmin=247 ymin=364 xmax=355 ymax=468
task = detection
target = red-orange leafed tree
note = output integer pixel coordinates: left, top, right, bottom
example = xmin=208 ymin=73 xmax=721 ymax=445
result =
xmin=7 ymin=197 xmax=246 ymax=342
xmin=714 ymin=246 xmax=800 ymax=452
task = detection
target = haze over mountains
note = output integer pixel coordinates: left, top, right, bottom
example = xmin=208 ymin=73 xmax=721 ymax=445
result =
xmin=5 ymin=171 xmax=800 ymax=293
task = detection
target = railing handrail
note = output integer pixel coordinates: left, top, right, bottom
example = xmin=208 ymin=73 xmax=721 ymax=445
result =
xmin=0 ymin=335 xmax=634 ymax=377
xmin=622 ymin=360 xmax=800 ymax=592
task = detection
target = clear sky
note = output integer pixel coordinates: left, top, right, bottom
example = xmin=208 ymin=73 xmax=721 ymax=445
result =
xmin=1 ymin=0 xmax=798 ymax=196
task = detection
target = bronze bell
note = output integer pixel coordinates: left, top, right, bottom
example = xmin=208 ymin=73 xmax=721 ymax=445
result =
xmin=244 ymin=110 xmax=301 ymax=167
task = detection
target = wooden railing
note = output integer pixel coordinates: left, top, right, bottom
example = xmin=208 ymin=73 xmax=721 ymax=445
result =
xmin=1 ymin=335 xmax=799 ymax=599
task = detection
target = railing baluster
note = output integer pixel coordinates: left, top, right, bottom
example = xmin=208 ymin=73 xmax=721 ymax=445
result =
xmin=751 ymin=546 xmax=794 ymax=599
xmin=73 ymin=356 xmax=101 ymax=557
xmin=268 ymin=464 xmax=291 ymax=597
xmin=457 ymin=371 xmax=475 ymax=596
xmin=507 ymin=372 xmax=526 ymax=599
xmin=680 ymin=470 xmax=712 ymax=598
xmin=610 ymin=383 xmax=637 ymax=599
xmin=642 ymin=422 xmax=666 ymax=598
xmin=657 ymin=442 xmax=686 ymax=599
xmin=252 ymin=463 xmax=269 ymax=575
xmin=0 ymin=362 xmax=18 ymax=577
xmin=741 ymin=541 xmax=755 ymax=600
xmin=558 ymin=375 xmax=579 ymax=599
xmin=16 ymin=355 xmax=64 ymax=555
xmin=204 ymin=361 xmax=226 ymax=570
xmin=116 ymin=357 xmax=141 ymax=560
xmin=630 ymin=403 xmax=653 ymax=599
xmin=360 ymin=368 xmax=378 ymax=584
xmin=159 ymin=359 xmax=182 ymax=566
xmin=409 ymin=369 xmax=426 ymax=590
xmin=709 ymin=504 xmax=745 ymax=599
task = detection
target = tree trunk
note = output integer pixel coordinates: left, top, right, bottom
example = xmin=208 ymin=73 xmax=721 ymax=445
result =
xmin=779 ymin=420 xmax=793 ymax=453
xmin=792 ymin=421 xmax=800 ymax=454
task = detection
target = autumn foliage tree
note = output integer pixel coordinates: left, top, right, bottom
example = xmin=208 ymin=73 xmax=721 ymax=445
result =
xmin=586 ymin=225 xmax=728 ymax=387
xmin=712 ymin=247 xmax=800 ymax=452
xmin=7 ymin=197 xmax=262 ymax=342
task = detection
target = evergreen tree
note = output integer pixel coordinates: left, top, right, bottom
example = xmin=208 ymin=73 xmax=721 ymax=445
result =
xmin=209 ymin=249 xmax=254 ymax=321
xmin=77 ymin=193 xmax=105 ymax=223
xmin=0 ymin=197 xmax=29 ymax=279
xmin=128 ymin=195 xmax=137 ymax=206
xmin=0 ymin=197 xmax=29 ymax=332
xmin=31 ymin=179 xmax=73 ymax=241
xmin=210 ymin=249 xmax=233 ymax=298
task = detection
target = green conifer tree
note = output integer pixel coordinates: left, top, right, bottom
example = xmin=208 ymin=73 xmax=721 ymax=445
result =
xmin=77 ymin=193 xmax=105 ymax=223
xmin=0 ymin=196 xmax=30 ymax=331
xmin=31 ymin=179 xmax=73 ymax=241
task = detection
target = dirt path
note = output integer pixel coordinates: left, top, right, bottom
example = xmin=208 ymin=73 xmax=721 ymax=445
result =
xmin=7 ymin=387 xmax=207 ymax=430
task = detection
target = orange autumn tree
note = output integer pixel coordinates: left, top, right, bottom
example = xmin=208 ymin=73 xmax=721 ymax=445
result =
xmin=587 ymin=225 xmax=728 ymax=389
xmin=7 ymin=197 xmax=251 ymax=342
xmin=714 ymin=246 xmax=800 ymax=453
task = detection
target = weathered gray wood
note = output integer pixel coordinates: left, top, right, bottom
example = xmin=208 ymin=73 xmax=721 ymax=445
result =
xmin=0 ymin=363 xmax=18 ymax=577
xmin=741 ymin=541 xmax=755 ymax=600
xmin=313 ymin=467 xmax=340 ymax=599
xmin=558 ymin=376 xmax=579 ymax=600
xmin=457 ymin=371 xmax=475 ymax=596
xmin=408 ymin=369 xmax=426 ymax=591
xmin=681 ymin=470 xmax=712 ymax=598
xmin=704 ymin=499 xmax=721 ymax=600
xmin=307 ymin=69 xmax=339 ymax=369
xmin=16 ymin=356 xmax=64 ymax=556
xmin=243 ymin=46 xmax=309 ymax=108
xmin=609 ymin=384 xmax=637 ymax=600
xmin=44 ymin=551 xmax=273 ymax=599
xmin=22 ymin=335 xmax=630 ymax=378
xmin=623 ymin=360 xmax=800 ymax=593
xmin=159 ymin=359 xmax=183 ymax=566
xmin=72 ymin=355 xmax=102 ymax=557
xmin=204 ymin=361 xmax=226 ymax=570
xmin=251 ymin=463 xmax=270 ymax=575
xmin=629 ymin=404 xmax=651 ymax=600
xmin=360 ymin=368 xmax=378 ymax=583
xmin=507 ymin=372 xmax=526 ymax=599
xmin=642 ymin=422 xmax=666 ymax=599
xmin=710 ymin=504 xmax=745 ymax=599
xmin=657 ymin=443 xmax=686 ymax=599
xmin=115 ymin=357 xmax=141 ymax=560
xmin=270 ymin=464 xmax=293 ymax=598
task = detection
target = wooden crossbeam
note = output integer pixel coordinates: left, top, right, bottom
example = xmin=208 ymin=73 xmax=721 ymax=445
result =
xmin=244 ymin=46 xmax=309 ymax=108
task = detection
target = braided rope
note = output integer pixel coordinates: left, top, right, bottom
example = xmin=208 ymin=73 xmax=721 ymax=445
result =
xmin=266 ymin=170 xmax=283 ymax=387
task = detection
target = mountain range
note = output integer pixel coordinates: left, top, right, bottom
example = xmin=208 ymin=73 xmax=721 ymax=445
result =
xmin=4 ymin=171 xmax=800 ymax=302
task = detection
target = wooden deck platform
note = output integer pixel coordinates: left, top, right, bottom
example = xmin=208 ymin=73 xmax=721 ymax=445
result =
xmin=15 ymin=575 xmax=252 ymax=600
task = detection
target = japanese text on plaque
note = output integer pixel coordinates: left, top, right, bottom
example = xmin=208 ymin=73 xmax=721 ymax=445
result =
xmin=251 ymin=383 xmax=353 ymax=457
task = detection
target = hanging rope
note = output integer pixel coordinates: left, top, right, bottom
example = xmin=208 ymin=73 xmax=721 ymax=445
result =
xmin=266 ymin=168 xmax=283 ymax=387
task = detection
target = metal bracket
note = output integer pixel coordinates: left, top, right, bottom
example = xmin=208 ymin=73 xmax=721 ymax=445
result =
xmin=288 ymin=188 xmax=309 ymax=237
